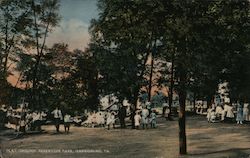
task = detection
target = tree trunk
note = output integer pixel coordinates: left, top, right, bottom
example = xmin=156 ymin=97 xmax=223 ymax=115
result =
xmin=193 ymin=92 xmax=196 ymax=112
xmin=31 ymin=55 xmax=41 ymax=108
xmin=30 ymin=0 xmax=51 ymax=109
xmin=207 ymin=94 xmax=213 ymax=108
xmin=148 ymin=52 xmax=154 ymax=102
xmin=178 ymin=73 xmax=187 ymax=155
xmin=168 ymin=50 xmax=175 ymax=116
xmin=131 ymin=87 xmax=140 ymax=129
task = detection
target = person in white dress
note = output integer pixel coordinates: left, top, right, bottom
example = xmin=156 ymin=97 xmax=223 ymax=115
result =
xmin=134 ymin=111 xmax=141 ymax=129
xmin=207 ymin=106 xmax=212 ymax=122
xmin=224 ymin=103 xmax=234 ymax=122
xmin=91 ymin=111 xmax=97 ymax=128
xmin=215 ymin=105 xmax=224 ymax=120
xmin=141 ymin=107 xmax=149 ymax=129
xmin=96 ymin=112 xmax=105 ymax=127
xmin=164 ymin=106 xmax=170 ymax=120
xmin=210 ymin=110 xmax=216 ymax=123
xmin=211 ymin=103 xmax=216 ymax=110
xmin=243 ymin=103 xmax=249 ymax=121
xmin=64 ymin=113 xmax=72 ymax=134
xmin=106 ymin=111 xmax=116 ymax=130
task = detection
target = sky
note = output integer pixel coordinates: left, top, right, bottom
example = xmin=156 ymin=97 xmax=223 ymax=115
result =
xmin=8 ymin=0 xmax=99 ymax=85
xmin=46 ymin=0 xmax=99 ymax=50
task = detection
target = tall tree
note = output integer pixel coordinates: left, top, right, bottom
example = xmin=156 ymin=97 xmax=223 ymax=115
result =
xmin=0 ymin=0 xmax=32 ymax=105
xmin=89 ymin=0 xmax=164 ymax=111
xmin=0 ymin=0 xmax=31 ymax=79
xmin=20 ymin=0 xmax=61 ymax=108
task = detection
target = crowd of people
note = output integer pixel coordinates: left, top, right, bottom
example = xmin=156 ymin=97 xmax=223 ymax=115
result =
xmin=0 ymin=104 xmax=47 ymax=133
xmin=81 ymin=104 xmax=162 ymax=130
xmin=134 ymin=106 xmax=157 ymax=129
xmin=0 ymin=103 xmax=162 ymax=135
xmin=3 ymin=99 xmax=248 ymax=135
xmin=204 ymin=101 xmax=250 ymax=124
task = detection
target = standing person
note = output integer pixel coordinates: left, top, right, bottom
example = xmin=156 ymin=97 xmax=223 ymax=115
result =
xmin=211 ymin=103 xmax=216 ymax=111
xmin=130 ymin=106 xmax=136 ymax=129
xmin=134 ymin=111 xmax=141 ymax=130
xmin=64 ymin=113 xmax=71 ymax=134
xmin=106 ymin=111 xmax=116 ymax=130
xmin=91 ymin=111 xmax=97 ymax=128
xmin=162 ymin=102 xmax=168 ymax=117
xmin=19 ymin=115 xmax=26 ymax=133
xmin=118 ymin=105 xmax=127 ymax=128
xmin=97 ymin=112 xmax=105 ymax=127
xmin=141 ymin=106 xmax=149 ymax=129
xmin=243 ymin=102 xmax=249 ymax=121
xmin=210 ymin=110 xmax=216 ymax=123
xmin=207 ymin=106 xmax=212 ymax=123
xmin=225 ymin=103 xmax=234 ymax=122
xmin=150 ymin=109 xmax=157 ymax=128
xmin=196 ymin=103 xmax=201 ymax=114
xmin=51 ymin=107 xmax=63 ymax=132
xmin=164 ymin=106 xmax=170 ymax=120
xmin=215 ymin=105 xmax=224 ymax=121
xmin=236 ymin=102 xmax=244 ymax=124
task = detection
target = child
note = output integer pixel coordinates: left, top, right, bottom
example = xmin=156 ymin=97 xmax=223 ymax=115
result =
xmin=150 ymin=109 xmax=157 ymax=128
xmin=243 ymin=103 xmax=249 ymax=121
xmin=236 ymin=102 xmax=243 ymax=124
xmin=91 ymin=111 xmax=97 ymax=128
xmin=64 ymin=113 xmax=71 ymax=134
xmin=134 ymin=111 xmax=141 ymax=129
xmin=207 ymin=106 xmax=212 ymax=122
xmin=106 ymin=111 xmax=116 ymax=130
xmin=210 ymin=110 xmax=216 ymax=123
xmin=164 ymin=106 xmax=170 ymax=120
xmin=97 ymin=112 xmax=105 ymax=127
xmin=141 ymin=107 xmax=149 ymax=129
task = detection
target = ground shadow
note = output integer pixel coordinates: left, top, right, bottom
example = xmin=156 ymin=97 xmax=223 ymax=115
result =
xmin=187 ymin=147 xmax=250 ymax=158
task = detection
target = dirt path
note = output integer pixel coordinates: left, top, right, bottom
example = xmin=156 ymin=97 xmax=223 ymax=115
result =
xmin=1 ymin=115 xmax=250 ymax=158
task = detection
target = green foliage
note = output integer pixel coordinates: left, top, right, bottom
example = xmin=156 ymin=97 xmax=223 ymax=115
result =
xmin=90 ymin=0 xmax=167 ymax=105
xmin=90 ymin=1 xmax=250 ymax=153
xmin=151 ymin=92 xmax=166 ymax=108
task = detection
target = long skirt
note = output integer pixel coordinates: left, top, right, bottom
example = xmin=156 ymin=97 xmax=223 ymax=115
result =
xmin=236 ymin=111 xmax=243 ymax=122
xmin=141 ymin=117 xmax=148 ymax=124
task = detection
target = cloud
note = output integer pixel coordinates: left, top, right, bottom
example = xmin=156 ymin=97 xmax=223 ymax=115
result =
xmin=46 ymin=18 xmax=91 ymax=50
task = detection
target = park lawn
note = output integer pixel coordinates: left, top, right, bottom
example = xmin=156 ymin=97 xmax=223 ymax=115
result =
xmin=1 ymin=115 xmax=250 ymax=158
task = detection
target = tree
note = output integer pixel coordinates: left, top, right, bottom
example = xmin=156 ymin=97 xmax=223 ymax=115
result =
xmin=16 ymin=0 xmax=61 ymax=108
xmin=159 ymin=0 xmax=250 ymax=154
xmin=0 ymin=0 xmax=31 ymax=79
xmin=0 ymin=0 xmax=32 ymax=105
xmin=89 ymin=0 xmax=162 ymax=111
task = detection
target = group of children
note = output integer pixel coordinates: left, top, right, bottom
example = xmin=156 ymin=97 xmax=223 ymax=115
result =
xmin=81 ymin=111 xmax=116 ymax=129
xmin=81 ymin=107 xmax=158 ymax=130
xmin=134 ymin=107 xmax=157 ymax=129
xmin=206 ymin=102 xmax=249 ymax=124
